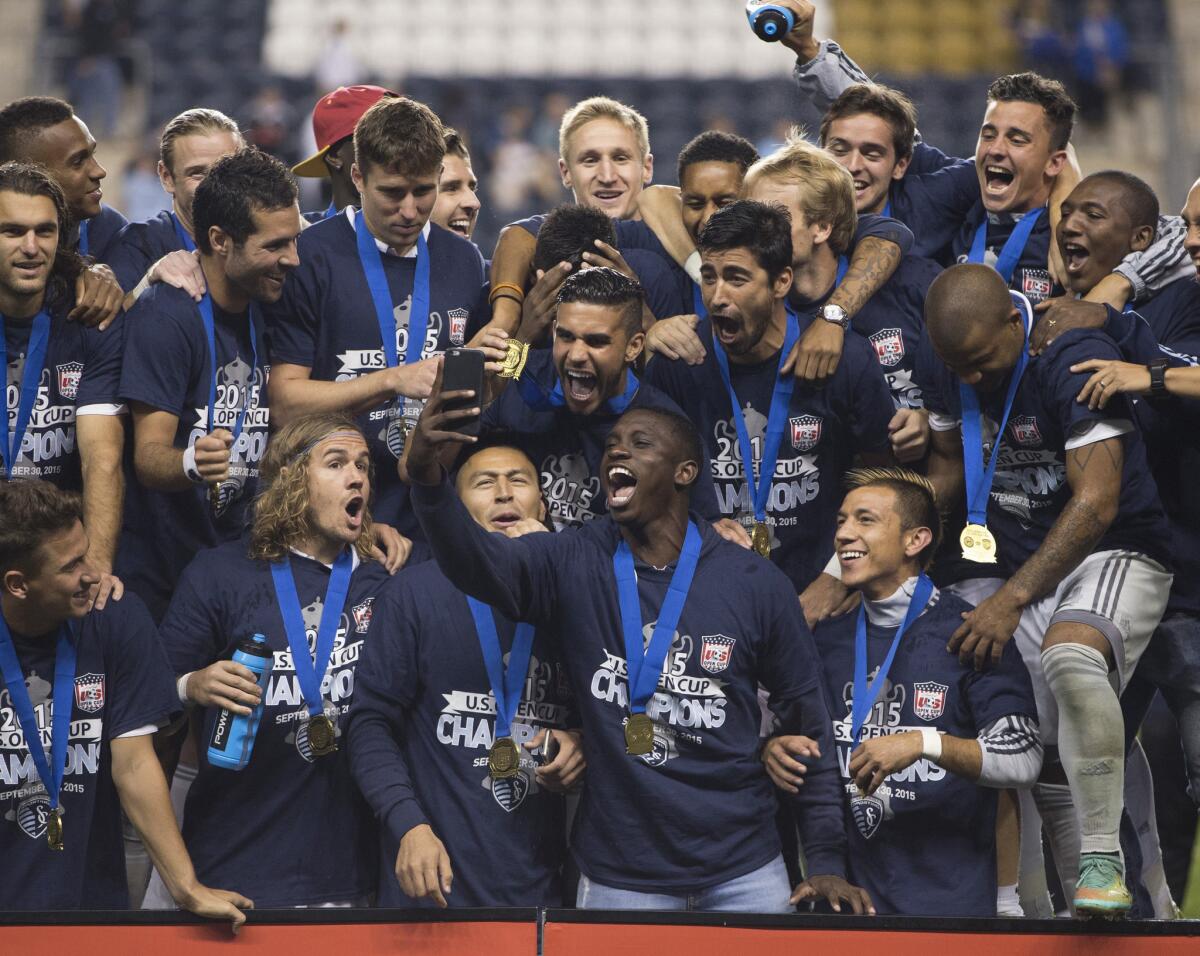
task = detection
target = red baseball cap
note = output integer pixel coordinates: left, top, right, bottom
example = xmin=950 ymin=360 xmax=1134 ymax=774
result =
xmin=292 ymin=85 xmax=398 ymax=178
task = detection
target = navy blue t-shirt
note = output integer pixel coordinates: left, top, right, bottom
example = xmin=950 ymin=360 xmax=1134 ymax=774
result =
xmin=161 ymin=542 xmax=389 ymax=906
xmin=954 ymin=208 xmax=1056 ymax=306
xmin=644 ymin=312 xmax=894 ymax=593
xmin=813 ymin=590 xmax=1037 ymax=916
xmin=77 ymin=204 xmax=128 ymax=264
xmin=2 ymin=304 xmax=124 ymax=487
xmin=107 ymin=209 xmax=187 ymax=292
xmin=920 ymin=328 xmax=1171 ymax=576
xmin=263 ymin=212 xmax=489 ymax=533
xmin=118 ymin=284 xmax=269 ymax=621
xmin=0 ymin=594 xmax=177 ymax=909
xmin=348 ymin=560 xmax=571 ymax=907
xmin=482 ymin=350 xmax=720 ymax=530
xmin=412 ymin=480 xmax=848 ymax=892
xmin=887 ymin=142 xmax=979 ymax=263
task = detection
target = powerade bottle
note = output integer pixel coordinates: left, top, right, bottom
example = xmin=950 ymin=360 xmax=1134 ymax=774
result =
xmin=745 ymin=0 xmax=796 ymax=42
xmin=207 ymin=634 xmax=274 ymax=771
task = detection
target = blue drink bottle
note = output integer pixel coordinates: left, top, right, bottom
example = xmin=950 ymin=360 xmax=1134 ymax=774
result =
xmin=206 ymin=634 xmax=274 ymax=771
xmin=745 ymin=0 xmax=796 ymax=41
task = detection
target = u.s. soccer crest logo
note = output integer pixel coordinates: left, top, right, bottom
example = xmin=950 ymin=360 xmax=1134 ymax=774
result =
xmin=1010 ymin=415 xmax=1041 ymax=446
xmin=73 ymin=673 xmax=105 ymax=714
xmin=352 ymin=598 xmax=374 ymax=634
xmin=789 ymin=415 xmax=822 ymax=452
xmin=700 ymin=635 xmax=735 ymax=674
xmin=491 ymin=771 xmax=529 ymax=812
xmin=448 ymin=308 xmax=469 ymax=346
xmin=1021 ymin=269 xmax=1053 ymax=302
xmin=913 ymin=682 xmax=948 ymax=721
xmin=851 ymin=793 xmax=884 ymax=839
xmin=868 ymin=328 xmax=905 ymax=368
xmin=56 ymin=362 xmax=83 ymax=400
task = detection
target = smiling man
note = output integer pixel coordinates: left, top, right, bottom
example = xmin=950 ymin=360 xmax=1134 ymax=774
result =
xmin=431 ymin=129 xmax=482 ymax=246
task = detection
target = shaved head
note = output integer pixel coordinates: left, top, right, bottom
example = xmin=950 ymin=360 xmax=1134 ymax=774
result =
xmin=925 ymin=264 xmax=1026 ymax=392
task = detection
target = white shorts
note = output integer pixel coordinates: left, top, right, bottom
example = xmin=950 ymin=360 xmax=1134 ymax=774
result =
xmin=945 ymin=549 xmax=1172 ymax=743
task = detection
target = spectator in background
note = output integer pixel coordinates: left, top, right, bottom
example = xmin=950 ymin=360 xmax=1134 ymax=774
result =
xmin=531 ymin=92 xmax=571 ymax=154
xmin=244 ymin=86 xmax=296 ymax=162
xmin=122 ymin=152 xmax=171 ymax=222
xmin=1073 ymin=0 xmax=1130 ymax=127
xmin=1013 ymin=0 xmax=1071 ymax=82
xmin=490 ymin=105 xmax=561 ymax=216
xmin=65 ymin=0 xmax=131 ymax=138
xmin=315 ymin=20 xmax=364 ymax=95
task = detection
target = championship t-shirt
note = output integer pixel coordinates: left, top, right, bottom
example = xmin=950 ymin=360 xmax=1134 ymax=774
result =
xmin=886 ymin=142 xmax=980 ymax=263
xmin=107 ymin=209 xmax=190 ymax=292
xmin=161 ymin=542 xmax=389 ymax=906
xmin=954 ymin=208 xmax=1056 ymax=305
xmin=76 ymin=204 xmax=129 ymax=264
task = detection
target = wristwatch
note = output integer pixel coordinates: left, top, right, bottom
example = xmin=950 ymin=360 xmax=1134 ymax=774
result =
xmin=820 ymin=303 xmax=849 ymax=330
xmin=1148 ymin=358 xmax=1169 ymax=396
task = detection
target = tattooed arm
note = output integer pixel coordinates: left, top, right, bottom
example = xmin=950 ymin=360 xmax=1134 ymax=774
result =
xmin=949 ymin=434 xmax=1124 ymax=669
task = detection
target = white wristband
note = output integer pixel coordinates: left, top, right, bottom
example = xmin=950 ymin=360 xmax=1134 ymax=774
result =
xmin=176 ymin=672 xmax=192 ymax=703
xmin=920 ymin=727 xmax=943 ymax=762
xmin=182 ymin=445 xmax=204 ymax=483
xmin=684 ymin=250 xmax=702 ymax=285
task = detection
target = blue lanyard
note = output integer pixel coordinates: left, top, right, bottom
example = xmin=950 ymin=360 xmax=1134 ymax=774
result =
xmin=0 ymin=310 xmax=51 ymax=480
xmin=711 ymin=308 xmax=800 ymax=524
xmin=270 ymin=551 xmax=354 ymax=719
xmin=466 ymin=598 xmax=536 ymax=742
xmin=197 ymin=295 xmax=259 ymax=438
xmin=882 ymin=199 xmax=893 ymax=218
xmin=613 ymin=522 xmax=703 ymax=714
xmin=517 ymin=366 xmax=640 ymax=414
xmin=354 ymin=208 xmax=430 ymax=368
xmin=968 ymin=207 xmax=1044 ymax=284
xmin=171 ymin=212 xmax=196 ymax=252
xmin=960 ymin=292 xmax=1033 ymax=526
xmin=323 ymin=201 xmax=338 ymax=221
xmin=0 ymin=617 xmax=76 ymax=811
xmin=78 ymin=220 xmax=89 ymax=257
xmin=851 ymin=574 xmax=934 ymax=744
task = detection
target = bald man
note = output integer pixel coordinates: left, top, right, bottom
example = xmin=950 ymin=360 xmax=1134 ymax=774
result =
xmin=917 ymin=263 xmax=1171 ymax=917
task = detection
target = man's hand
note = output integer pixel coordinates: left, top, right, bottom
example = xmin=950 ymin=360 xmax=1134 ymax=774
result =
xmin=88 ymin=571 xmax=124 ymax=611
xmin=799 ymin=572 xmax=859 ymax=629
xmin=396 ymin=824 xmax=453 ymax=908
xmin=849 ymin=732 xmax=923 ymax=795
xmin=776 ymin=0 xmax=820 ymax=61
xmin=581 ymin=239 xmax=637 ymax=280
xmin=371 ymin=523 xmax=413 ymax=574
xmin=194 ymin=428 xmax=234 ymax=485
xmin=1030 ymin=298 xmax=1108 ymax=354
xmin=529 ymin=729 xmax=585 ymax=792
xmin=948 ymin=589 xmax=1022 ymax=670
xmin=518 ymin=262 xmax=572 ymax=344
xmin=177 ymin=883 xmax=253 ymax=933
xmin=712 ymin=517 xmax=752 ymax=549
xmin=389 ymin=357 xmax=439 ymax=401
xmin=503 ymin=517 xmax=550 ymax=538
xmin=644 ymin=314 xmax=706 ymax=365
xmin=1070 ymin=358 xmax=1151 ymax=410
xmin=783 ymin=319 xmax=844 ymax=384
xmin=888 ymin=407 xmax=930 ymax=463
xmin=791 ymin=874 xmax=876 ymax=915
xmin=148 ymin=250 xmax=206 ymax=302
xmin=762 ymin=734 xmax=820 ymax=793
xmin=406 ymin=359 xmax=480 ymax=486
xmin=187 ymin=660 xmax=262 ymax=714
xmin=71 ymin=264 xmax=123 ymax=330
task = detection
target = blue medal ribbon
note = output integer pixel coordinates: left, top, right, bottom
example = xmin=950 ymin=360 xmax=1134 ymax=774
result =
xmin=270 ymin=550 xmax=354 ymax=719
xmin=968 ymin=207 xmax=1044 ymax=284
xmin=613 ymin=522 xmax=703 ymax=715
xmin=959 ymin=292 xmax=1033 ymax=527
xmin=851 ymin=574 xmax=934 ymax=744
xmin=0 ymin=617 xmax=77 ymax=813
xmin=322 ymin=201 xmax=338 ymax=221
xmin=77 ymin=220 xmax=89 ymax=258
xmin=466 ymin=598 xmax=535 ymax=743
xmin=0 ymin=310 xmax=51 ymax=480
xmin=171 ymin=212 xmax=196 ymax=253
xmin=354 ymin=208 xmax=431 ymax=369
xmin=517 ymin=366 xmax=640 ymax=414
xmin=711 ymin=307 xmax=800 ymax=525
xmin=197 ymin=295 xmax=259 ymax=440
xmin=882 ymin=199 xmax=893 ymax=218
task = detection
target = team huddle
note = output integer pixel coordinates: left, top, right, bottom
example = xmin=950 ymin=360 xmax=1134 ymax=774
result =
xmin=2 ymin=0 xmax=1200 ymax=926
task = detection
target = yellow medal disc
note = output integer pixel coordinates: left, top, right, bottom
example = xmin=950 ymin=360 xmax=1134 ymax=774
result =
xmin=307 ymin=713 xmax=338 ymax=757
xmin=960 ymin=523 xmax=998 ymax=564
xmin=47 ymin=806 xmax=64 ymax=852
xmin=488 ymin=736 xmax=521 ymax=779
xmin=751 ymin=521 xmax=771 ymax=559
xmin=624 ymin=713 xmax=655 ymax=756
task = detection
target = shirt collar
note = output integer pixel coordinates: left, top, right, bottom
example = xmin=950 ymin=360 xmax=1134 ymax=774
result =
xmin=346 ymin=205 xmax=431 ymax=257
xmin=863 ymin=575 xmax=938 ymax=627
xmin=288 ymin=545 xmax=361 ymax=573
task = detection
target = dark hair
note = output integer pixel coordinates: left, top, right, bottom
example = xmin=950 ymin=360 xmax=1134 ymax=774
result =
xmin=354 ymin=96 xmax=445 ymax=180
xmin=986 ymin=72 xmax=1077 ymax=151
xmin=0 ymin=161 xmax=84 ymax=307
xmin=0 ymin=97 xmax=74 ymax=163
xmin=443 ymin=127 xmax=470 ymax=161
xmin=844 ymin=467 xmax=942 ymax=568
xmin=192 ymin=148 xmax=298 ymax=254
xmin=159 ymin=108 xmax=242 ymax=175
xmin=676 ymin=130 xmax=759 ymax=186
xmin=556 ymin=266 xmax=644 ymax=339
xmin=0 ymin=480 xmax=83 ymax=575
xmin=618 ymin=406 xmax=702 ymax=482
xmin=696 ymin=199 xmax=793 ymax=281
xmin=534 ymin=204 xmax=617 ymax=274
xmin=820 ymin=83 xmax=918 ymax=162
xmin=1080 ymin=170 xmax=1160 ymax=235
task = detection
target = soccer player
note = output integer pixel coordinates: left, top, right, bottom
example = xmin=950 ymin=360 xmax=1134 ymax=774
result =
xmin=0 ymin=162 xmax=125 ymax=605
xmin=0 ymin=480 xmax=249 ymax=925
xmin=765 ymin=468 xmax=1041 ymax=916
xmin=292 ymin=85 xmax=398 ymax=221
xmin=265 ymin=95 xmax=492 ymax=534
xmin=156 ymin=414 xmax=391 ymax=907
xmin=430 ymin=128 xmax=481 ymax=244
xmin=117 ymin=148 xmax=300 ymax=621
xmin=921 ymin=263 xmax=1173 ymax=916
xmin=348 ymin=438 xmax=582 ymax=907
xmin=404 ymin=386 xmax=872 ymax=914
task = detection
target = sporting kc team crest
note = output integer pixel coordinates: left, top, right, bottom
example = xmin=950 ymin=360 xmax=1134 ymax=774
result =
xmin=789 ymin=415 xmax=822 ymax=452
xmin=868 ymin=328 xmax=905 ymax=368
xmin=56 ymin=362 xmax=83 ymax=401
xmin=73 ymin=673 xmax=105 ymax=714
xmin=448 ymin=308 xmax=469 ymax=346
xmin=700 ymin=635 xmax=735 ymax=674
xmin=1009 ymin=415 xmax=1041 ymax=446
xmin=913 ymin=682 xmax=948 ymax=721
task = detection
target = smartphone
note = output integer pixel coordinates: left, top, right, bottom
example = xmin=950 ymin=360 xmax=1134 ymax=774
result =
xmin=533 ymin=730 xmax=559 ymax=766
xmin=440 ymin=348 xmax=485 ymax=437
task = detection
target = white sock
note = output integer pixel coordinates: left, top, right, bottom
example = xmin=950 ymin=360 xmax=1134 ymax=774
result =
xmin=996 ymin=882 xmax=1023 ymax=917
xmin=1041 ymin=642 xmax=1124 ymax=859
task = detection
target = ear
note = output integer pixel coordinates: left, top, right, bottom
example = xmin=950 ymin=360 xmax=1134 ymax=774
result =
xmin=350 ymin=162 xmax=364 ymax=193
xmin=208 ymin=224 xmax=232 ymax=258
xmin=674 ymin=458 xmax=699 ymax=489
xmin=537 ymin=495 xmax=547 ymax=523
xmin=624 ymin=329 xmax=646 ymax=365
xmin=641 ymin=151 xmax=654 ymax=187
xmin=810 ymin=220 xmax=833 ymax=248
xmin=891 ymin=154 xmax=911 ymax=182
xmin=1130 ymin=224 xmax=1154 ymax=254
xmin=157 ymin=160 xmax=175 ymax=196
xmin=3 ymin=569 xmax=28 ymax=601
xmin=903 ymin=525 xmax=933 ymax=560
xmin=1044 ymin=148 xmax=1068 ymax=180
xmin=772 ymin=266 xmax=794 ymax=299
xmin=325 ymin=150 xmax=345 ymax=174
xmin=558 ymin=157 xmax=572 ymax=191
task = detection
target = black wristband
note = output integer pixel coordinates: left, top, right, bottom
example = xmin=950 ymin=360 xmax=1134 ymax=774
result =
xmin=1148 ymin=358 xmax=1169 ymax=396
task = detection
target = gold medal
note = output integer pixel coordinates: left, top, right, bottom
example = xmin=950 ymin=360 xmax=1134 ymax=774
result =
xmin=306 ymin=713 xmax=338 ymax=757
xmin=488 ymin=736 xmax=520 ymax=779
xmin=498 ymin=339 xmax=530 ymax=380
xmin=47 ymin=806 xmax=63 ymax=852
xmin=751 ymin=521 xmax=771 ymax=558
xmin=960 ymin=523 xmax=998 ymax=564
xmin=624 ymin=712 xmax=655 ymax=756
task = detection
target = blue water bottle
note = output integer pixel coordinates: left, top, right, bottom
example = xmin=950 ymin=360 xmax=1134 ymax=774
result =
xmin=746 ymin=0 xmax=796 ymax=42
xmin=207 ymin=634 xmax=274 ymax=771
